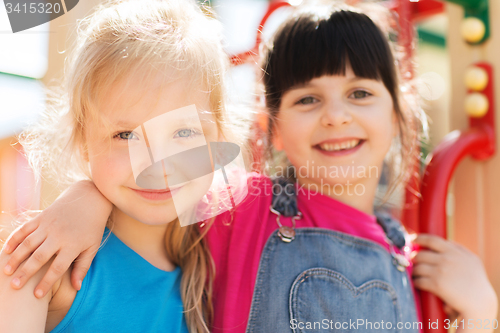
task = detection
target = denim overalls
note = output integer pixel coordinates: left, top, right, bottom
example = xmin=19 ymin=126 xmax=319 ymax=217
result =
xmin=245 ymin=178 xmax=419 ymax=332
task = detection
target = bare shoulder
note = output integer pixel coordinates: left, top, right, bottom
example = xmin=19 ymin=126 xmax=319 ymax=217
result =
xmin=0 ymin=253 xmax=53 ymax=333
xmin=0 ymin=250 xmax=77 ymax=333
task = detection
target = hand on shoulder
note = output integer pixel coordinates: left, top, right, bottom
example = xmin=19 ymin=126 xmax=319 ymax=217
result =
xmin=1 ymin=180 xmax=110 ymax=297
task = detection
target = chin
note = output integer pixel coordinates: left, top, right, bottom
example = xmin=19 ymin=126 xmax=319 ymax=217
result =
xmin=125 ymin=208 xmax=180 ymax=226
xmin=314 ymin=176 xmax=361 ymax=187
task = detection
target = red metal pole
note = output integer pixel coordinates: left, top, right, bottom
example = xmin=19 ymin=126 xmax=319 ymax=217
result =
xmin=419 ymin=61 xmax=495 ymax=333
xmin=419 ymin=126 xmax=493 ymax=332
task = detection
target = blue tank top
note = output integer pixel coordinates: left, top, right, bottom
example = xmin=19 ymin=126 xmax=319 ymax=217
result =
xmin=50 ymin=228 xmax=189 ymax=333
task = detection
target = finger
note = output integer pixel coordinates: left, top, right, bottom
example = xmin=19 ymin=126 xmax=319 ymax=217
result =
xmin=413 ymin=234 xmax=449 ymax=253
xmin=2 ymin=220 xmax=40 ymax=254
xmin=412 ymin=250 xmax=440 ymax=265
xmin=34 ymin=252 xmax=74 ymax=298
xmin=443 ymin=304 xmax=459 ymax=320
xmin=70 ymin=249 xmax=96 ymax=291
xmin=4 ymin=233 xmax=46 ymax=276
xmin=453 ymin=241 xmax=472 ymax=254
xmin=412 ymin=276 xmax=436 ymax=292
xmin=8 ymin=240 xmax=57 ymax=290
xmin=412 ymin=263 xmax=436 ymax=278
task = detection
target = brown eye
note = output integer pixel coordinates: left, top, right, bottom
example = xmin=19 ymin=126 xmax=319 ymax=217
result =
xmin=351 ymin=90 xmax=371 ymax=99
xmin=297 ymin=96 xmax=317 ymax=105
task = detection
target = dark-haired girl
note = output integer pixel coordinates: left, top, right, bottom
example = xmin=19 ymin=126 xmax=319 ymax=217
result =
xmin=2 ymin=2 xmax=496 ymax=333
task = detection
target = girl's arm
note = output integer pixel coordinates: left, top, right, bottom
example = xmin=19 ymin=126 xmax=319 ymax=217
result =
xmin=0 ymin=249 xmax=52 ymax=333
xmin=413 ymin=234 xmax=498 ymax=333
xmin=1 ymin=180 xmax=111 ymax=298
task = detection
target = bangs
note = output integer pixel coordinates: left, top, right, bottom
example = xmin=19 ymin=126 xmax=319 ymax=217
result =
xmin=264 ymin=8 xmax=397 ymax=109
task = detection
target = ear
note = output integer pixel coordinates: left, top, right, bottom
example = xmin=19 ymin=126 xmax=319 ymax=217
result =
xmin=272 ymin=123 xmax=284 ymax=151
xmin=256 ymin=111 xmax=269 ymax=133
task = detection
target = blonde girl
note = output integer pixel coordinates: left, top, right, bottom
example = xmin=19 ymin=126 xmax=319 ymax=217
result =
xmin=0 ymin=0 xmax=247 ymax=331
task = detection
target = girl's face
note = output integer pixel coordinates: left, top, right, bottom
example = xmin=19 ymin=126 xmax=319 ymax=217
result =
xmin=84 ymin=71 xmax=218 ymax=226
xmin=274 ymin=66 xmax=397 ymax=198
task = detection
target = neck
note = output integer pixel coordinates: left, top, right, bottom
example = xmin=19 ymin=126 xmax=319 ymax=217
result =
xmin=296 ymin=176 xmax=379 ymax=215
xmin=109 ymin=207 xmax=175 ymax=271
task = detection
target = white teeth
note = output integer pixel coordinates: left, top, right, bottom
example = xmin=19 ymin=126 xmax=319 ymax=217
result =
xmin=319 ymin=139 xmax=360 ymax=152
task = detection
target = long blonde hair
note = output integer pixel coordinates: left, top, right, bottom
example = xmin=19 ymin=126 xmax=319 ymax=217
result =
xmin=19 ymin=0 xmax=247 ymax=331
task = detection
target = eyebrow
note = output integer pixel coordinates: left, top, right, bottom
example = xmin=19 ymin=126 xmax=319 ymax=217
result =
xmin=114 ymin=120 xmax=140 ymax=129
xmin=288 ymin=77 xmax=370 ymax=91
xmin=113 ymin=116 xmax=212 ymax=130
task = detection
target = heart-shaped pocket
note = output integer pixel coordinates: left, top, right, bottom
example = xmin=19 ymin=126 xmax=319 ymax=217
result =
xmin=290 ymin=268 xmax=402 ymax=332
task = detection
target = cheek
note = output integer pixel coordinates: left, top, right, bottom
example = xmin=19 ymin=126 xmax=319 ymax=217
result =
xmin=89 ymin=147 xmax=132 ymax=188
xmin=201 ymin=121 xmax=219 ymax=142
xmin=277 ymin=113 xmax=314 ymax=149
xmin=367 ymin=110 xmax=395 ymax=154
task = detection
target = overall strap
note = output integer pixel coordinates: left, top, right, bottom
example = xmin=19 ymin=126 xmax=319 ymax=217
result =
xmin=270 ymin=178 xmax=301 ymax=243
xmin=271 ymin=177 xmax=298 ymax=217
xmin=270 ymin=177 xmax=406 ymax=249
xmin=373 ymin=211 xmax=407 ymax=249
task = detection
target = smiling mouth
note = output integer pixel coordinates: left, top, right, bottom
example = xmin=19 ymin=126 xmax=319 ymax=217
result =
xmin=130 ymin=186 xmax=183 ymax=201
xmin=315 ymin=139 xmax=364 ymax=152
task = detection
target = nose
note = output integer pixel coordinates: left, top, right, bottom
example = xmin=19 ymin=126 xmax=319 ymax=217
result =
xmin=162 ymin=158 xmax=175 ymax=188
xmin=320 ymin=98 xmax=352 ymax=127
xmin=161 ymin=158 xmax=175 ymax=175
xmin=135 ymin=159 xmax=171 ymax=190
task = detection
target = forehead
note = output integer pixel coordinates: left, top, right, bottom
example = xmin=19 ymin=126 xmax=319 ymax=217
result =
xmin=288 ymin=66 xmax=382 ymax=90
xmin=97 ymin=69 xmax=211 ymax=129
xmin=266 ymin=9 xmax=394 ymax=100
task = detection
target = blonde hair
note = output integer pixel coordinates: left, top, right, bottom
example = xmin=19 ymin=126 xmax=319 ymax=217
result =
xmin=19 ymin=0 xmax=248 ymax=331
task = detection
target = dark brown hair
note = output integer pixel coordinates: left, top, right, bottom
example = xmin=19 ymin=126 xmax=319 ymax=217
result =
xmin=261 ymin=4 xmax=424 ymax=202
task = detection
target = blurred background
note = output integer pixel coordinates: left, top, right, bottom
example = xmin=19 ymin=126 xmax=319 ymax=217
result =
xmin=0 ymin=0 xmax=499 ymax=325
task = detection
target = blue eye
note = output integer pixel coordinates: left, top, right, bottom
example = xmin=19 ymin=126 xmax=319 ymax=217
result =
xmin=175 ymin=129 xmax=198 ymax=138
xmin=115 ymin=132 xmax=137 ymax=140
